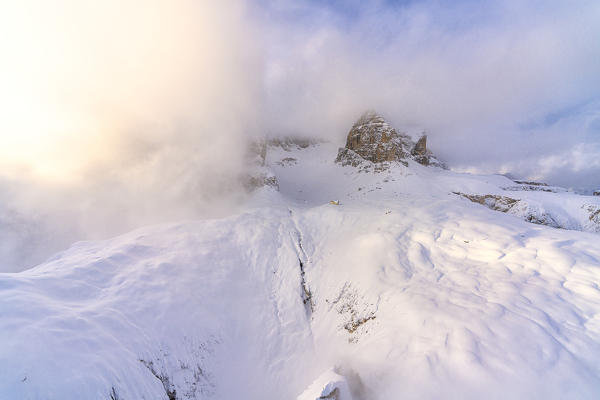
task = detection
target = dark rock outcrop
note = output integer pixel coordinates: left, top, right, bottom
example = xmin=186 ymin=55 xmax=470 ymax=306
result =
xmin=504 ymin=180 xmax=565 ymax=193
xmin=583 ymin=204 xmax=600 ymax=232
xmin=268 ymin=137 xmax=322 ymax=151
xmin=514 ymin=180 xmax=548 ymax=186
xmin=242 ymin=139 xmax=279 ymax=192
xmin=413 ymin=135 xmax=427 ymax=155
xmin=242 ymin=174 xmax=279 ymax=192
xmin=454 ymin=192 xmax=561 ymax=228
xmin=411 ymin=134 xmax=436 ymax=166
xmin=336 ymin=111 xmax=444 ymax=170
xmin=454 ymin=193 xmax=520 ymax=213
xmin=243 ymin=135 xmax=323 ymax=191
xmin=593 ymin=190 xmax=600 ymax=196
xmin=336 ymin=111 xmax=411 ymax=167
xmin=456 ymin=192 xmax=600 ymax=233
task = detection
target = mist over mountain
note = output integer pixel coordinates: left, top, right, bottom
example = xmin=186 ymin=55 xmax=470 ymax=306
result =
xmin=1 ymin=0 xmax=599 ymax=272
xmin=1 ymin=118 xmax=600 ymax=398
xmin=1 ymin=3 xmax=600 ymax=398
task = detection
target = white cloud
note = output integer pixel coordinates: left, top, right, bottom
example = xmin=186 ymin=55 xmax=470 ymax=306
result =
xmin=257 ymin=0 xmax=600 ymax=188
xmin=0 ymin=0 xmax=599 ymax=271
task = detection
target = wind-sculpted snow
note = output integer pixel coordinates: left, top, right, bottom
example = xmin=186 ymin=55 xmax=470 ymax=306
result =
xmin=1 ymin=143 xmax=600 ymax=399
xmin=299 ymin=202 xmax=600 ymax=399
xmin=0 ymin=210 xmax=316 ymax=399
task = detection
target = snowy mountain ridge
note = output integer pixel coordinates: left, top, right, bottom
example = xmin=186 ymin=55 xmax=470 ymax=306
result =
xmin=1 ymin=114 xmax=600 ymax=399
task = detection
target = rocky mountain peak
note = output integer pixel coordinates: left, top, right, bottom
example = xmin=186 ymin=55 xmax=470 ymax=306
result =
xmin=336 ymin=111 xmax=444 ymax=170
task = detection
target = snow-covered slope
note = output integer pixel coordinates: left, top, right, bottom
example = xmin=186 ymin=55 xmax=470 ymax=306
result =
xmin=2 ymin=142 xmax=600 ymax=399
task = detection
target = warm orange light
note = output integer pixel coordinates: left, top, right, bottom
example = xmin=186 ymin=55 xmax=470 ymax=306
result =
xmin=0 ymin=0 xmax=252 ymax=182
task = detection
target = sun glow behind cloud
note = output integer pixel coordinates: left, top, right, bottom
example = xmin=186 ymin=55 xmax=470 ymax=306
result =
xmin=2 ymin=0 xmax=599 ymax=186
xmin=0 ymin=0 xmax=258 ymax=181
xmin=1 ymin=2 xmax=106 ymax=179
xmin=0 ymin=0 xmax=263 ymax=271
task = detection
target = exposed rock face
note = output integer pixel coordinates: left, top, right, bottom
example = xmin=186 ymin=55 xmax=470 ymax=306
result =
xmin=336 ymin=111 xmax=411 ymax=167
xmin=454 ymin=192 xmax=561 ymax=228
xmin=336 ymin=111 xmax=444 ymax=170
xmin=413 ymin=135 xmax=427 ymax=155
xmin=514 ymin=180 xmax=548 ymax=186
xmin=247 ymin=139 xmax=267 ymax=166
xmin=275 ymin=157 xmax=297 ymax=167
xmin=454 ymin=193 xmax=519 ymax=213
xmin=503 ymin=180 xmax=566 ymax=193
xmin=297 ymin=369 xmax=354 ymax=400
xmin=242 ymin=139 xmax=279 ymax=192
xmin=242 ymin=174 xmax=279 ymax=192
xmin=412 ymin=134 xmax=434 ymax=166
xmin=456 ymin=192 xmax=600 ymax=233
xmin=243 ymin=136 xmax=325 ymax=191
xmin=268 ymin=137 xmax=321 ymax=151
xmin=583 ymin=204 xmax=600 ymax=232
xmin=593 ymin=190 xmax=600 ymax=196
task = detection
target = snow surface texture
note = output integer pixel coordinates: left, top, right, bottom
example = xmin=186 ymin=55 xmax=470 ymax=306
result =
xmin=1 ymin=142 xmax=600 ymax=399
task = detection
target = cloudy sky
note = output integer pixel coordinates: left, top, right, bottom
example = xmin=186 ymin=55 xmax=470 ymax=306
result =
xmin=256 ymin=0 xmax=600 ymax=188
xmin=0 ymin=0 xmax=599 ymax=270
xmin=1 ymin=0 xmax=599 ymax=186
